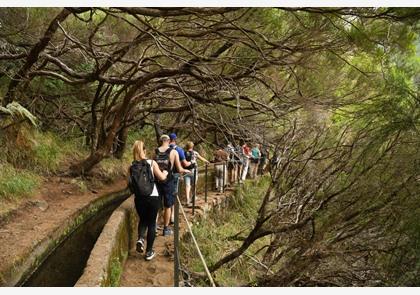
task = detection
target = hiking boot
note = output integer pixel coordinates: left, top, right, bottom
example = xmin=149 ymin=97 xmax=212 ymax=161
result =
xmin=145 ymin=250 xmax=156 ymax=261
xmin=163 ymin=227 xmax=173 ymax=236
xmin=136 ymin=238 xmax=145 ymax=253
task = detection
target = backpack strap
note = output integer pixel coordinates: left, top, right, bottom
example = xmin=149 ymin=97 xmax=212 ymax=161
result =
xmin=165 ymin=146 xmax=173 ymax=154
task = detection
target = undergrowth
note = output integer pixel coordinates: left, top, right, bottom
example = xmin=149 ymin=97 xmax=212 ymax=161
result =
xmin=180 ymin=176 xmax=271 ymax=286
xmin=0 ymin=162 xmax=40 ymax=201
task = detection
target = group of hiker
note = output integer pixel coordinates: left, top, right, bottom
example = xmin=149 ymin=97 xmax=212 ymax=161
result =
xmin=128 ymin=133 xmax=269 ymax=261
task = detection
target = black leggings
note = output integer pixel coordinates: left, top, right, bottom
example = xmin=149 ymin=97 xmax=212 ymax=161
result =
xmin=134 ymin=196 xmax=161 ymax=252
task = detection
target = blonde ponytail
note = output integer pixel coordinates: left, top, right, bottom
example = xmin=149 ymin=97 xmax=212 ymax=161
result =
xmin=133 ymin=140 xmax=147 ymax=161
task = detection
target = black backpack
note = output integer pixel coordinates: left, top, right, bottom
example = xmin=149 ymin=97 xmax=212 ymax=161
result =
xmin=129 ymin=160 xmax=155 ymax=198
xmin=154 ymin=147 xmax=173 ymax=181
xmin=185 ymin=150 xmax=196 ymax=169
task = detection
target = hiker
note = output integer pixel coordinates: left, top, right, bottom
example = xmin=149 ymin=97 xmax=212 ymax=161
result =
xmin=235 ymin=143 xmax=244 ymax=183
xmin=184 ymin=141 xmax=210 ymax=206
xmin=154 ymin=134 xmax=190 ymax=236
xmin=250 ymin=144 xmax=261 ymax=179
xmin=258 ymin=144 xmax=269 ymax=175
xmin=128 ymin=140 xmax=168 ymax=261
xmin=240 ymin=142 xmax=251 ymax=182
xmin=213 ymin=146 xmax=229 ymax=193
xmin=168 ymin=133 xmax=191 ymax=219
xmin=226 ymin=142 xmax=238 ymax=184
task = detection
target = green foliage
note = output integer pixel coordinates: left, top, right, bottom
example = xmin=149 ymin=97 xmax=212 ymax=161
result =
xmin=96 ymin=157 xmax=129 ymax=182
xmin=109 ymin=253 xmax=127 ymax=286
xmin=32 ymin=132 xmax=61 ymax=173
xmin=181 ymin=177 xmax=270 ymax=286
xmin=0 ymin=162 xmax=40 ymax=201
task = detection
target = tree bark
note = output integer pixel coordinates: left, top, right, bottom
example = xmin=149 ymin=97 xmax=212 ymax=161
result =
xmin=3 ymin=8 xmax=72 ymax=106
xmin=69 ymin=85 xmax=137 ymax=175
xmin=153 ymin=113 xmax=163 ymax=146
xmin=114 ymin=125 xmax=129 ymax=159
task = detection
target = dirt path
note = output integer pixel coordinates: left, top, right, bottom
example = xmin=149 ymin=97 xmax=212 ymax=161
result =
xmin=0 ymin=176 xmax=126 ymax=285
xmin=120 ymin=188 xmax=233 ymax=287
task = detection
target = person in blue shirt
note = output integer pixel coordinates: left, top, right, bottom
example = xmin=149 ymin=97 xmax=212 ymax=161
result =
xmin=169 ymin=133 xmax=191 ymax=222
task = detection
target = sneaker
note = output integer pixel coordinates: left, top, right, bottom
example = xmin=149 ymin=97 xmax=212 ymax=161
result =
xmin=136 ymin=238 xmax=145 ymax=253
xmin=145 ymin=250 xmax=156 ymax=261
xmin=163 ymin=227 xmax=173 ymax=236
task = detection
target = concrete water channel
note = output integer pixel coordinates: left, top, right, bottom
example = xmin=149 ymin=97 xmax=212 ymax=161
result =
xmin=22 ymin=196 xmax=128 ymax=286
xmin=11 ymin=165 xmax=229 ymax=287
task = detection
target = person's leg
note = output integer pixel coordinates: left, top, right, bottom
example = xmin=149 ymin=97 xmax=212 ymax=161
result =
xmin=194 ymin=172 xmax=199 ymax=199
xmin=163 ymin=179 xmax=175 ymax=236
xmin=253 ymin=162 xmax=258 ymax=178
xmin=134 ymin=197 xmax=147 ymax=252
xmin=218 ymin=165 xmax=223 ymax=192
xmin=184 ymin=175 xmax=191 ymax=205
xmin=134 ymin=197 xmax=145 ymax=238
xmin=242 ymin=160 xmax=249 ymax=181
xmin=214 ymin=165 xmax=220 ymax=191
xmin=224 ymin=165 xmax=228 ymax=188
xmin=258 ymin=161 xmax=263 ymax=175
xmin=238 ymin=164 xmax=243 ymax=183
xmin=164 ymin=206 xmax=171 ymax=227
xmin=249 ymin=162 xmax=255 ymax=179
xmin=145 ymin=197 xmax=160 ymax=252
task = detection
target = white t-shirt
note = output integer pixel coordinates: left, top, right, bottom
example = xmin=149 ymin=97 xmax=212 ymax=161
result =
xmin=146 ymin=159 xmax=159 ymax=197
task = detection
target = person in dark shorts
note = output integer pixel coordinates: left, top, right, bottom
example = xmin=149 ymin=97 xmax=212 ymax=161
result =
xmin=129 ymin=140 xmax=168 ymax=261
xmin=154 ymin=134 xmax=189 ymax=236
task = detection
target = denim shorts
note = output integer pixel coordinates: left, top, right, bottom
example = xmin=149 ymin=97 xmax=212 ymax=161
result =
xmin=184 ymin=170 xmax=197 ymax=186
xmin=156 ymin=178 xmax=175 ymax=208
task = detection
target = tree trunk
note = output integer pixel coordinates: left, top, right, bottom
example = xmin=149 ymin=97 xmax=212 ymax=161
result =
xmin=69 ymin=86 xmax=136 ymax=175
xmin=153 ymin=113 xmax=163 ymax=145
xmin=114 ymin=125 xmax=129 ymax=159
xmin=3 ymin=8 xmax=72 ymax=105
xmin=208 ymin=227 xmax=271 ymax=273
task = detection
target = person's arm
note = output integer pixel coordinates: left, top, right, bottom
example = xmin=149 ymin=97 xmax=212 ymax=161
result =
xmin=178 ymin=149 xmax=191 ymax=167
xmin=171 ymin=150 xmax=190 ymax=173
xmin=152 ymin=161 xmax=168 ymax=181
xmin=196 ymin=152 xmax=210 ymax=164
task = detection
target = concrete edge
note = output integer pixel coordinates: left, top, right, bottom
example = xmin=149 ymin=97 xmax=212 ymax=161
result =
xmin=0 ymin=188 xmax=130 ymax=287
xmin=75 ymin=198 xmax=136 ymax=287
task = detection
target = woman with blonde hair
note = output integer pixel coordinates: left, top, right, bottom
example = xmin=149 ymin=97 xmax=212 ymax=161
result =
xmin=128 ymin=140 xmax=168 ymax=261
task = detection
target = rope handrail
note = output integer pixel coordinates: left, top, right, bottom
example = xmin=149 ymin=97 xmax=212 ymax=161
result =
xmin=176 ymin=195 xmax=216 ymax=287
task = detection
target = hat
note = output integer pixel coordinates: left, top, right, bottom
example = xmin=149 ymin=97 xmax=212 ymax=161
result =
xmin=169 ymin=133 xmax=177 ymax=140
xmin=160 ymin=134 xmax=170 ymax=141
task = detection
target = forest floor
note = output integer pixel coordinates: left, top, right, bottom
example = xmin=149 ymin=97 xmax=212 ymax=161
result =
xmin=0 ymin=176 xmax=126 ymax=283
xmin=120 ymin=186 xmax=235 ymax=287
